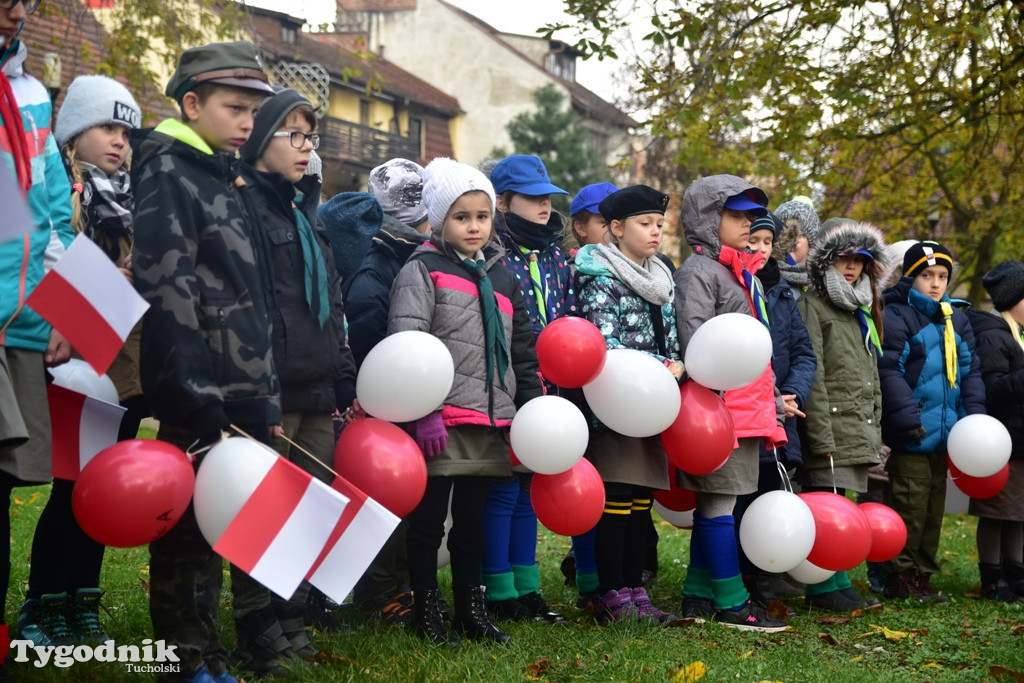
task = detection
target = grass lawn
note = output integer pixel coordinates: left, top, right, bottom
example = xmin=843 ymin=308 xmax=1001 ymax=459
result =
xmin=6 ymin=435 xmax=1023 ymax=681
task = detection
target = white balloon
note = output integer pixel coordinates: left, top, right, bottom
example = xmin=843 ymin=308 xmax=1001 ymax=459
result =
xmin=684 ymin=313 xmax=772 ymax=391
xmin=787 ymin=559 xmax=834 ymax=585
xmin=582 ymin=349 xmax=681 ymax=438
xmin=653 ymin=500 xmax=693 ymax=528
xmin=49 ymin=358 xmax=119 ymax=405
xmin=510 ymin=396 xmax=589 ymax=474
xmin=193 ymin=437 xmax=277 ymax=547
xmin=947 ymin=414 xmax=1012 ymax=477
xmin=739 ymin=491 xmax=816 ymax=573
xmin=944 ymin=476 xmax=970 ymax=515
xmin=357 ymin=331 xmax=455 ymax=423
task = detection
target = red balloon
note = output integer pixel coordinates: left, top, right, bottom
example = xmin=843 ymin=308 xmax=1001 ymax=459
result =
xmin=653 ymin=482 xmax=697 ymax=512
xmin=859 ymin=502 xmax=908 ymax=562
xmin=535 ymin=317 xmax=607 ymax=388
xmin=661 ymin=381 xmax=735 ymax=475
xmin=948 ymin=458 xmax=1010 ymax=499
xmin=72 ymin=439 xmax=195 ymax=548
xmin=334 ymin=418 xmax=427 ymax=517
xmin=531 ymin=458 xmax=605 ymax=536
xmin=798 ymin=491 xmax=872 ymax=571
xmin=509 ymin=446 xmax=521 ymax=467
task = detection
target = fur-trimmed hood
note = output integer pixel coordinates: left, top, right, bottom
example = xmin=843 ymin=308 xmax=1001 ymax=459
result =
xmin=808 ymin=221 xmax=890 ymax=295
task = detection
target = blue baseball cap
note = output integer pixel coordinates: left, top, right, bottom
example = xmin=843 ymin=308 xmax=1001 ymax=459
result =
xmin=570 ymin=182 xmax=618 ymax=216
xmin=723 ymin=191 xmax=768 ymax=216
xmin=490 ymin=155 xmax=568 ymax=196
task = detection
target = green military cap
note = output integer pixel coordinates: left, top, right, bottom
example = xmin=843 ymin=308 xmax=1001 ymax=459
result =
xmin=166 ymin=41 xmax=275 ymax=102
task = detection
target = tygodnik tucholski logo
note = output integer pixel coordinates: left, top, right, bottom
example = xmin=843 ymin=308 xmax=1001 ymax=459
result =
xmin=8 ymin=638 xmax=180 ymax=673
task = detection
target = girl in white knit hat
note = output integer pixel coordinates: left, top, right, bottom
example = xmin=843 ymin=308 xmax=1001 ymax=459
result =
xmin=17 ymin=75 xmax=143 ymax=649
xmin=388 ymin=157 xmax=544 ymax=647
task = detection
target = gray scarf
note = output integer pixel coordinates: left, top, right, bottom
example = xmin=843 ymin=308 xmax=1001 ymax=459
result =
xmin=590 ymin=243 xmax=674 ymax=305
xmin=778 ymin=261 xmax=809 ymax=288
xmin=824 ymin=267 xmax=874 ymax=311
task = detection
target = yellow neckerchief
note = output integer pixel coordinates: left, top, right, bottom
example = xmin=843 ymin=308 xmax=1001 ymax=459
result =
xmin=939 ymin=301 xmax=957 ymax=387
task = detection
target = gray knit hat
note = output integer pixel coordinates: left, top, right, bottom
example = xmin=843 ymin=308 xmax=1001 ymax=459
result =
xmin=772 ymin=200 xmax=821 ymax=261
xmin=54 ymin=75 xmax=141 ymax=147
xmin=422 ymin=157 xmax=496 ymax=234
xmin=983 ymin=260 xmax=1024 ymax=312
xmin=368 ymin=158 xmax=428 ymax=228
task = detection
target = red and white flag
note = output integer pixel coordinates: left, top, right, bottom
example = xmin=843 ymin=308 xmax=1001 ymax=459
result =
xmin=306 ymin=475 xmax=401 ymax=604
xmin=26 ymin=235 xmax=148 ymax=376
xmin=213 ymin=457 xmax=348 ymax=600
xmin=47 ymin=383 xmax=125 ymax=481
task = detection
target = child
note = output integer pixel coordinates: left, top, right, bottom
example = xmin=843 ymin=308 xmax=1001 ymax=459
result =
xmin=481 ymin=154 xmax=573 ymax=624
xmin=0 ymin=1 xmax=75 ymax=671
xmin=346 ymin=158 xmax=430 ymax=626
xmin=575 ymin=184 xmax=681 ymax=625
xmin=130 ymin=41 xmax=281 ymax=683
xmin=16 ymin=75 xmax=142 ymax=650
xmin=564 ymin=181 xmax=618 ymax=254
xmin=772 ymin=199 xmax=821 ymax=291
xmin=732 ymin=212 xmax=816 ymax=605
xmin=967 ymin=261 xmax=1024 ymax=602
xmin=388 ymin=157 xmax=543 ymax=646
xmin=238 ymin=88 xmax=358 ymax=660
xmin=797 ymin=221 xmax=889 ymax=611
xmin=674 ymin=175 xmax=787 ymax=633
xmin=879 ymin=240 xmax=985 ymax=602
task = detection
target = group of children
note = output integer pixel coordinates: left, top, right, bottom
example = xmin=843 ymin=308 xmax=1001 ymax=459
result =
xmin=2 ymin=10 xmax=1024 ymax=679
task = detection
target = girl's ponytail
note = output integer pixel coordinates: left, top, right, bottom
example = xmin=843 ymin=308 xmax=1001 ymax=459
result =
xmin=63 ymin=141 xmax=87 ymax=235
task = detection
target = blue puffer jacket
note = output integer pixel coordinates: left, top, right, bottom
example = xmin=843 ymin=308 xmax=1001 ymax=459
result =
xmin=758 ymin=262 xmax=817 ymax=467
xmin=879 ymin=278 xmax=986 ymax=453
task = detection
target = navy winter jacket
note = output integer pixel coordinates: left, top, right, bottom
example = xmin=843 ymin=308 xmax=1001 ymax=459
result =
xmin=758 ymin=268 xmax=817 ymax=467
xmin=966 ymin=309 xmax=1024 ymax=461
xmin=879 ymin=278 xmax=986 ymax=453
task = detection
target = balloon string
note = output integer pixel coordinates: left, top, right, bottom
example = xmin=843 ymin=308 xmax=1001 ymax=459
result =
xmin=773 ymin=446 xmax=794 ymax=494
xmin=828 ymin=454 xmax=837 ymax=495
xmin=227 ymin=423 xmax=342 ymax=479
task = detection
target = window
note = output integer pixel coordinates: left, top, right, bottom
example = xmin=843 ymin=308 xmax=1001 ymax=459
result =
xmin=359 ymin=100 xmax=371 ymax=127
xmin=281 ymin=26 xmax=296 ymax=45
xmin=407 ymin=117 xmax=423 ymax=158
xmin=546 ymin=53 xmax=576 ymax=82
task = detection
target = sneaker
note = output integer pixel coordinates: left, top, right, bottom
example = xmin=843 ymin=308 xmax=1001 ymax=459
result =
xmin=883 ymin=570 xmax=918 ymax=600
xmin=680 ymin=595 xmax=715 ymax=623
xmin=747 ymin=573 xmax=804 ymax=604
xmin=597 ymin=588 xmax=635 ymax=624
xmin=211 ymin=673 xmax=239 ymax=683
xmin=866 ymin=562 xmax=887 ymax=594
xmin=576 ymin=591 xmax=600 ymax=613
xmin=805 ymin=588 xmax=864 ymax=612
xmin=304 ymin=588 xmax=342 ymax=631
xmin=227 ymin=648 xmax=294 ymax=678
xmin=183 ymin=665 xmax=217 ymax=683
xmin=485 ymin=597 xmax=532 ymax=621
xmin=715 ymin=600 xmax=788 ymax=633
xmin=843 ymin=588 xmax=881 ymax=609
xmin=18 ymin=593 xmax=73 ymax=647
xmin=630 ymin=587 xmax=677 ymax=624
xmin=518 ymin=591 xmax=567 ymax=624
xmin=367 ymin=591 xmax=413 ymax=627
xmin=914 ymin=575 xmax=950 ymax=604
xmin=70 ymin=588 xmax=109 ymax=643
xmin=560 ymin=550 xmax=577 ymax=586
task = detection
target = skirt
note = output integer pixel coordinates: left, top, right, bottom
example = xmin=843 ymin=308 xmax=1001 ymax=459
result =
xmin=677 ymin=437 xmax=759 ymax=496
xmin=969 ymin=459 xmax=1024 ymax=521
xmin=586 ymin=429 xmax=669 ymax=490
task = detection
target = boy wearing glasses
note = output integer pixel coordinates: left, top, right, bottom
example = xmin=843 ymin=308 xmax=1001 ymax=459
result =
xmin=238 ymin=88 xmax=357 ymax=661
xmin=131 ymin=42 xmax=292 ymax=682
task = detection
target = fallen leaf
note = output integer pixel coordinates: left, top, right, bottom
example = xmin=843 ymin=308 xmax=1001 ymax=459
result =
xmin=856 ymin=624 xmax=913 ymax=641
xmin=851 ymin=656 xmax=863 ymax=662
xmin=27 ymin=491 xmax=42 ymax=504
xmin=920 ymin=662 xmax=943 ymax=670
xmin=671 ymin=661 xmax=706 ymax=682
xmin=12 ymin=495 xmax=22 ymax=506
xmin=739 ymin=650 xmax=753 ymax=660
xmin=990 ymin=665 xmax=1024 ymax=681
xmin=816 ymin=616 xmax=851 ymax=624
xmin=766 ymin=600 xmax=790 ymax=622
xmin=1014 ymin=624 xmax=1024 ymax=637
xmin=818 ymin=632 xmax=839 ymax=645
xmin=525 ymin=658 xmax=551 ymax=678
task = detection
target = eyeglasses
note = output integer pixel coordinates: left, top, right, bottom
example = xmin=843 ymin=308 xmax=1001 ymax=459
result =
xmin=272 ymin=131 xmax=320 ymax=150
xmin=0 ymin=0 xmax=41 ymax=13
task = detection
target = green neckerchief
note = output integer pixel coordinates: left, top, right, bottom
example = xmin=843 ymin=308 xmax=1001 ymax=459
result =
xmin=293 ymin=192 xmax=331 ymax=328
xmin=461 ymin=258 xmax=509 ymax=389
xmin=154 ymin=118 xmax=215 ymax=155
xmin=518 ymin=246 xmax=549 ymax=327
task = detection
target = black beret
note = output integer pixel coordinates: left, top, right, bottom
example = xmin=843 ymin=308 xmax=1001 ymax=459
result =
xmin=598 ymin=184 xmax=669 ymax=222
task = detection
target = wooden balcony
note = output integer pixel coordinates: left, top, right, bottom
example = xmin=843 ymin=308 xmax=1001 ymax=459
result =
xmin=319 ymin=117 xmax=420 ymax=171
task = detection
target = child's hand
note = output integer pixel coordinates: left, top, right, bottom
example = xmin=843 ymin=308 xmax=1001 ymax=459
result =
xmin=782 ymin=394 xmax=806 ymax=419
xmin=666 ymin=360 xmax=684 ymax=380
xmin=44 ymin=328 xmax=71 ymax=367
xmin=340 ymin=399 xmax=367 ymax=424
xmin=268 ymin=424 xmax=285 ymax=439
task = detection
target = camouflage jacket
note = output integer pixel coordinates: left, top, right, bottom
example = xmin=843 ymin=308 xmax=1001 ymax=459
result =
xmin=130 ymin=120 xmax=280 ymax=434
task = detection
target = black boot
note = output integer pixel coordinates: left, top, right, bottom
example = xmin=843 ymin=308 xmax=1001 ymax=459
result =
xmin=980 ymin=563 xmax=1022 ymax=603
xmin=413 ymin=589 xmax=459 ymax=647
xmin=1004 ymin=560 xmax=1024 ymax=598
xmin=230 ymin=609 xmax=296 ymax=677
xmin=453 ymin=585 xmax=510 ymax=644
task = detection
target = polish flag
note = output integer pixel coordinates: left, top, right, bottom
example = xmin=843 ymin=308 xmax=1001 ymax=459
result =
xmin=26 ymin=235 xmax=148 ymax=376
xmin=47 ymin=383 xmax=125 ymax=481
xmin=306 ymin=475 xmax=401 ymax=604
xmin=212 ymin=456 xmax=348 ymax=600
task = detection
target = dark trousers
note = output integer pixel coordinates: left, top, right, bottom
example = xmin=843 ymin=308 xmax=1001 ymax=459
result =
xmin=886 ymin=451 xmax=946 ymax=576
xmin=595 ymin=483 xmax=652 ymax=593
xmin=407 ymin=476 xmax=490 ymax=592
xmin=27 ymin=478 xmax=105 ymax=598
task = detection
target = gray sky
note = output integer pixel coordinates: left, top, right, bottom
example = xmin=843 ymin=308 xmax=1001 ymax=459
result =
xmin=247 ymin=0 xmax=619 ymax=101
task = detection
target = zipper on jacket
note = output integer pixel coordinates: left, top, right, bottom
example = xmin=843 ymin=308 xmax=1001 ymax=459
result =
xmin=217 ymin=308 xmax=229 ymax=384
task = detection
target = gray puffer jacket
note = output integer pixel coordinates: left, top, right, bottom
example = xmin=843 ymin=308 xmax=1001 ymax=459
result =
xmin=387 ymin=241 xmax=543 ymax=426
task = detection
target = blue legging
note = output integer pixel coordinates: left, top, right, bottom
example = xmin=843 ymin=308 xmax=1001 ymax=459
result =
xmin=481 ymin=474 xmax=537 ymax=575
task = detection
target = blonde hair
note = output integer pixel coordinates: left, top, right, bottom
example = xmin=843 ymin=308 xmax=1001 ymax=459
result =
xmin=1001 ymin=311 xmax=1024 ymax=353
xmin=62 ymin=137 xmax=133 ymax=264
